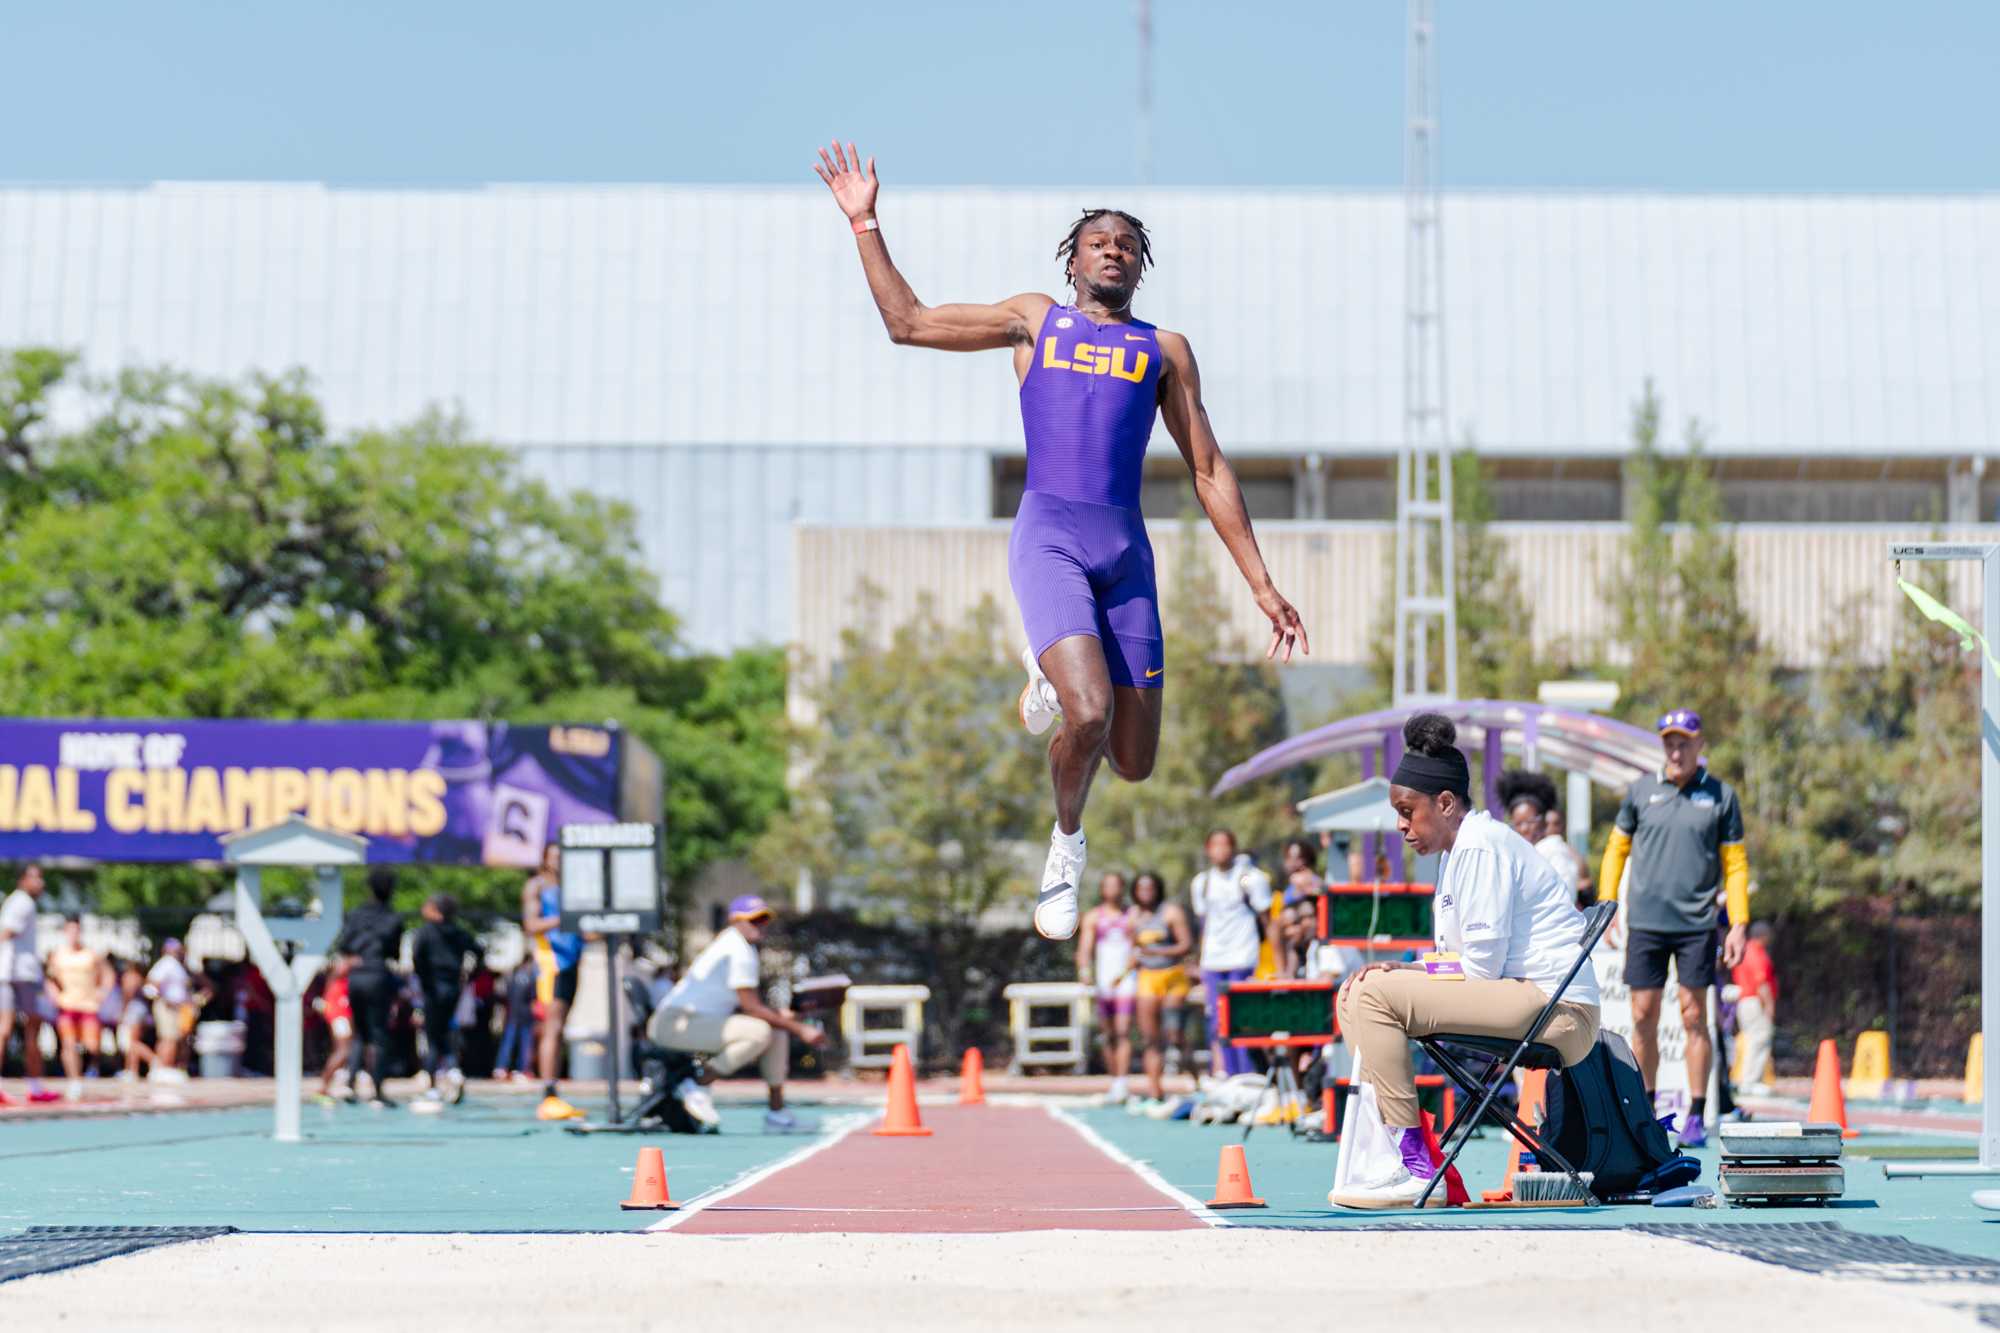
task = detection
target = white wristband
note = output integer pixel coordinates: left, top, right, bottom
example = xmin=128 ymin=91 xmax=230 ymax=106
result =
xmin=851 ymin=217 xmax=879 ymax=236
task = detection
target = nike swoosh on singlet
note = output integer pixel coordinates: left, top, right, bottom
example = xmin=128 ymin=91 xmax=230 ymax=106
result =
xmin=1124 ymin=333 xmax=1147 ymax=341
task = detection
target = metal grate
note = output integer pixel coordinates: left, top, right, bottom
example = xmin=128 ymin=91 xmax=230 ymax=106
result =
xmin=0 ymin=1226 xmax=236 ymax=1285
xmin=1632 ymin=1222 xmax=2000 ymax=1285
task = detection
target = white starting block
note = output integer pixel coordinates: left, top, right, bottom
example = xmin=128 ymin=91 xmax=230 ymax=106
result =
xmin=1002 ymin=982 xmax=1092 ymax=1075
xmin=841 ymin=984 xmax=930 ymax=1070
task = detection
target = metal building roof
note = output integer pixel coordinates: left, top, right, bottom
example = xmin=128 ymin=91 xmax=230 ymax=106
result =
xmin=2 ymin=182 xmax=1994 ymax=457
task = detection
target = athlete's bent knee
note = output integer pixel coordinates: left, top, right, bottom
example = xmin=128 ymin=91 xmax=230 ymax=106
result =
xmin=1063 ymin=694 xmax=1113 ymax=749
xmin=1108 ymin=747 xmax=1155 ymax=782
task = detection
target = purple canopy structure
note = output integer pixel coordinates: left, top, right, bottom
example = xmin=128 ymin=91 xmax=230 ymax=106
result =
xmin=1213 ymin=700 xmax=1662 ymax=798
xmin=1212 ymin=700 xmax=1664 ymax=880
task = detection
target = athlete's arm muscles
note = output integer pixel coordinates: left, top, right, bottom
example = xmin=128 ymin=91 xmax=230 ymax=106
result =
xmin=1164 ymin=905 xmax=1194 ymax=960
xmin=1157 ymin=330 xmax=1310 ymax=662
xmin=812 ymin=140 xmax=1050 ymax=352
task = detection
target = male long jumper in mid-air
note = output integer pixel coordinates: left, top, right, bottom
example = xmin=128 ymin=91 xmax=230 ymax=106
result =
xmin=814 ymin=140 xmax=1309 ymax=941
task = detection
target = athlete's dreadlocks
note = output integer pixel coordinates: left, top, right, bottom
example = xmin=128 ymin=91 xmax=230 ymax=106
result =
xmin=1057 ymin=208 xmax=1154 ymax=288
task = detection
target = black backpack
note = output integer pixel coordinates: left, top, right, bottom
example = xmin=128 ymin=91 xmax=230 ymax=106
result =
xmin=1537 ymin=1031 xmax=1677 ymax=1194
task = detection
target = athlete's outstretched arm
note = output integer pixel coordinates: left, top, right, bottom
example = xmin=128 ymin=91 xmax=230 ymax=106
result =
xmin=813 ymin=140 xmax=1050 ymax=351
xmin=1158 ymin=331 xmax=1311 ymax=663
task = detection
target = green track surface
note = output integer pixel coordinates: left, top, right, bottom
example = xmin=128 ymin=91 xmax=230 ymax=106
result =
xmin=0 ymin=1096 xmax=822 ymax=1233
xmin=1070 ymin=1105 xmax=2000 ymax=1260
xmin=5 ymin=1093 xmax=1994 ymax=1257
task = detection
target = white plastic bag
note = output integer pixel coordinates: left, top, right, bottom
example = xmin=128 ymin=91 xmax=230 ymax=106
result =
xmin=1331 ymin=1064 xmax=1405 ymax=1194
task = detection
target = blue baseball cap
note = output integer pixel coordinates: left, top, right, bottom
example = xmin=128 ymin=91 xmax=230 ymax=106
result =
xmin=1656 ymin=708 xmax=1703 ymax=738
xmin=727 ymin=894 xmax=774 ymax=922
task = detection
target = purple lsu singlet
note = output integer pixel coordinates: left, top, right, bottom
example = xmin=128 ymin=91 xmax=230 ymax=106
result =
xmin=1007 ymin=304 xmax=1166 ymax=688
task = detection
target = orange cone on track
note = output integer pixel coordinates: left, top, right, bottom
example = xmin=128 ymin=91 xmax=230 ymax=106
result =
xmin=1808 ymin=1038 xmax=1860 ymax=1139
xmin=958 ymin=1048 xmax=987 ymax=1106
xmin=619 ymin=1146 xmax=679 ymax=1210
xmin=874 ymin=1042 xmax=934 ymax=1137
xmin=1205 ymin=1144 xmax=1267 ymax=1209
xmin=1490 ymin=1069 xmax=1548 ymax=1200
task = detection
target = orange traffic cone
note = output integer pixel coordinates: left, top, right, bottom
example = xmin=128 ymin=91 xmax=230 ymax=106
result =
xmin=958 ymin=1047 xmax=987 ymax=1106
xmin=619 ymin=1146 xmax=679 ymax=1210
xmin=1205 ymin=1144 xmax=1267 ymax=1209
xmin=1488 ymin=1069 xmax=1548 ymax=1201
xmin=874 ymin=1043 xmax=934 ymax=1137
xmin=1808 ymin=1038 xmax=1860 ymax=1139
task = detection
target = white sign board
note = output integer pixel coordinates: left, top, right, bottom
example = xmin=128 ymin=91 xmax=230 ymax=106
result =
xmin=1592 ymin=910 xmax=1719 ymax=1118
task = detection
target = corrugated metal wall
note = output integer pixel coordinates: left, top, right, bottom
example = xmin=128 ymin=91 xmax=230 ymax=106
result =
xmin=795 ymin=522 xmax=1996 ymax=672
xmin=1 ymin=183 xmax=1993 ymax=457
xmin=511 ymin=443 xmax=992 ymax=651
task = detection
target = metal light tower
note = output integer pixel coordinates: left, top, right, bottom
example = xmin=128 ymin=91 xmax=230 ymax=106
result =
xmin=1137 ymin=0 xmax=1153 ymax=186
xmin=1392 ymin=0 xmax=1458 ymax=705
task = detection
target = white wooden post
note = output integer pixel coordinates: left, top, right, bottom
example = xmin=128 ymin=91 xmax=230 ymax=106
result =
xmin=222 ymin=818 xmax=367 ymax=1144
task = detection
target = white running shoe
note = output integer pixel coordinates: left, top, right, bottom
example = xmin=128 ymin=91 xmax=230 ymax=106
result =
xmin=675 ymin=1078 xmax=721 ymax=1131
xmin=443 ymin=1068 xmax=467 ymax=1106
xmin=408 ymin=1091 xmax=445 ymax=1115
xmin=1018 ymin=647 xmax=1060 ymax=736
xmin=1033 ymin=827 xmax=1085 ymax=940
xmin=1329 ymin=1164 xmax=1438 ymax=1210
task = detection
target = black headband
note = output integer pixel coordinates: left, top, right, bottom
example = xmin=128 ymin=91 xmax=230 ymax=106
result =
xmin=1392 ymin=750 xmax=1470 ymax=798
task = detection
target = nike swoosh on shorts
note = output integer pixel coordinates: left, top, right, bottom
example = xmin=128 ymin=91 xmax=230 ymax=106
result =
xmin=1145 ymin=667 xmax=1164 ymax=678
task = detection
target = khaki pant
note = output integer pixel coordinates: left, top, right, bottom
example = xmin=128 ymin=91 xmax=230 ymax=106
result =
xmin=1735 ymin=995 xmax=1775 ymax=1087
xmin=1336 ymin=970 xmax=1599 ymax=1128
xmin=650 ymin=1007 xmax=789 ymax=1086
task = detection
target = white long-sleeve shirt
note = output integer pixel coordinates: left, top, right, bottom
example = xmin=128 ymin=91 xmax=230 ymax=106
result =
xmin=1433 ymin=811 xmax=1601 ymax=1007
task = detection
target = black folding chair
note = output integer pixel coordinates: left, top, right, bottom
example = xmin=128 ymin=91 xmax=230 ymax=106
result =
xmin=1413 ymin=900 xmax=1618 ymax=1208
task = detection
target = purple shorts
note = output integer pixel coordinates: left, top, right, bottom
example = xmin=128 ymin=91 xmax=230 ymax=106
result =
xmin=1095 ymin=993 xmax=1135 ymax=1024
xmin=1008 ymin=491 xmax=1163 ymax=688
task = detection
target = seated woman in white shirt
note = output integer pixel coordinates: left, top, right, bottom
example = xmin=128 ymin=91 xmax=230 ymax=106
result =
xmin=1332 ymin=713 xmax=1602 ymax=1209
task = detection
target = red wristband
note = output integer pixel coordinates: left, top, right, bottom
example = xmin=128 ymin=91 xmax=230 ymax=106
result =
xmin=852 ymin=217 xmax=879 ymax=236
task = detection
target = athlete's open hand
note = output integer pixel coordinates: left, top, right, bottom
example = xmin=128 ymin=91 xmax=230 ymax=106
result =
xmin=1257 ymin=586 xmax=1310 ymax=664
xmin=812 ymin=141 xmax=878 ymax=221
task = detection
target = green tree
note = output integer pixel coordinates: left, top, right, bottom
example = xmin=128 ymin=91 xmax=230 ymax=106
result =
xmin=752 ymin=589 xmax=1046 ymax=1040
xmin=1367 ymin=445 xmax=1560 ymax=705
xmin=1609 ymin=383 xmax=1783 ymax=772
xmin=0 ymin=350 xmax=784 ymax=926
xmin=1606 ymin=381 xmax=1807 ymax=915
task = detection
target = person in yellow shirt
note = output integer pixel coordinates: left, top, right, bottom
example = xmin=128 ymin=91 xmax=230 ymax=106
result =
xmin=45 ymin=916 xmax=112 ymax=1102
xmin=1597 ymin=709 xmax=1750 ymax=1149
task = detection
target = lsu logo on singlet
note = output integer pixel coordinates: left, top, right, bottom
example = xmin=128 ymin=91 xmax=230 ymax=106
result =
xmin=1041 ymin=337 xmax=1150 ymax=383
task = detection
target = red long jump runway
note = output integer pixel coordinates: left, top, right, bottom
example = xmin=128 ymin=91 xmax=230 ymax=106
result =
xmin=674 ymin=1104 xmax=1203 ymax=1234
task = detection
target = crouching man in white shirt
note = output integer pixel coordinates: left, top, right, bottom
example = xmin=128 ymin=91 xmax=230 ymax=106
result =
xmin=650 ymin=895 xmax=827 ymax=1134
xmin=1332 ymin=713 xmax=1602 ymax=1209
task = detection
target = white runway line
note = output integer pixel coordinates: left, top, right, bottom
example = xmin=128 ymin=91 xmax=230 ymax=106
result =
xmin=695 ymin=1204 xmax=1183 ymax=1214
xmin=1044 ymin=1102 xmax=1222 ymax=1228
xmin=644 ymin=1111 xmax=869 ymax=1232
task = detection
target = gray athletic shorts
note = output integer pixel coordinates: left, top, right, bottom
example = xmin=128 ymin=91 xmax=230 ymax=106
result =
xmin=0 ymin=980 xmax=44 ymax=1016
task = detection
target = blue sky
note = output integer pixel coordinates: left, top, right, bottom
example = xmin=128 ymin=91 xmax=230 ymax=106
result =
xmin=10 ymin=1 xmax=1997 ymax=189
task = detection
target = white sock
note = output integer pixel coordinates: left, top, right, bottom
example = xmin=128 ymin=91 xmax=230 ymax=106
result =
xmin=1052 ymin=823 xmax=1085 ymax=853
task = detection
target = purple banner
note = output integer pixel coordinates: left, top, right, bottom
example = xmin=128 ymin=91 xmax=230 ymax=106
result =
xmin=0 ymin=719 xmax=626 ymax=866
